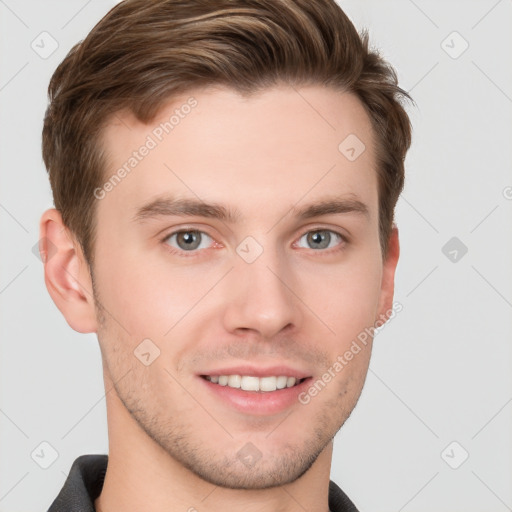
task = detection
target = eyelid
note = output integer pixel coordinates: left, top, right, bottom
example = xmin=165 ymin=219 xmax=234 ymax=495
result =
xmin=295 ymin=221 xmax=350 ymax=240
xmin=161 ymin=227 xmax=216 ymax=245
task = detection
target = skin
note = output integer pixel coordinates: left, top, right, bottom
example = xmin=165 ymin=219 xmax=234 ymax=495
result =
xmin=40 ymin=84 xmax=399 ymax=512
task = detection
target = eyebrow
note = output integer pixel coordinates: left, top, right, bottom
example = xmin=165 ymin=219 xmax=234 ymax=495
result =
xmin=132 ymin=195 xmax=370 ymax=224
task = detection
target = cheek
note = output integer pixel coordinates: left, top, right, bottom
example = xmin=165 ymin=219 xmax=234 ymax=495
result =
xmin=298 ymin=253 xmax=382 ymax=334
xmin=93 ymin=244 xmax=227 ymax=341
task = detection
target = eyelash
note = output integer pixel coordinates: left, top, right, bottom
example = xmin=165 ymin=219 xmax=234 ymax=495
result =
xmin=160 ymin=227 xmax=348 ymax=257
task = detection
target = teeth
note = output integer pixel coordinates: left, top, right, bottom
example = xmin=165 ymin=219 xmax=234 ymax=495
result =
xmin=259 ymin=376 xmax=276 ymax=392
xmin=287 ymin=377 xmax=296 ymax=388
xmin=241 ymin=376 xmax=260 ymax=391
xmin=228 ymin=375 xmax=241 ymax=388
xmin=276 ymin=376 xmax=288 ymax=389
xmin=204 ymin=374 xmax=302 ymax=392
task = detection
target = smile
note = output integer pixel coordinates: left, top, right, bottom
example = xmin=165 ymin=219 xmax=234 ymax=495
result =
xmin=202 ymin=375 xmax=307 ymax=392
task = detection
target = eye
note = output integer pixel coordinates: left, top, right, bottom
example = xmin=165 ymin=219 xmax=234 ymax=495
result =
xmin=163 ymin=230 xmax=214 ymax=252
xmin=296 ymin=229 xmax=345 ymax=251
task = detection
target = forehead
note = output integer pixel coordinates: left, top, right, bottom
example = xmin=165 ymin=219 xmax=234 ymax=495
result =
xmin=99 ymin=84 xmax=378 ymax=223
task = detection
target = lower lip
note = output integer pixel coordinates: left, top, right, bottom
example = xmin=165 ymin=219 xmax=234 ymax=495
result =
xmin=198 ymin=376 xmax=312 ymax=415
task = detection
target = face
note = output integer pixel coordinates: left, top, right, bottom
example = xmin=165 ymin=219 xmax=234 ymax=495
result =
xmin=88 ymin=84 xmax=397 ymax=489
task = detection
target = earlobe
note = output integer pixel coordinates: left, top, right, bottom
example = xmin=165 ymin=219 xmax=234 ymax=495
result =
xmin=39 ymin=208 xmax=98 ymax=333
xmin=376 ymin=225 xmax=400 ymax=322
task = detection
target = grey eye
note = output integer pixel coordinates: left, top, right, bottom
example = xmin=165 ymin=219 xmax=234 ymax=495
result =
xmin=165 ymin=230 xmax=213 ymax=251
xmin=297 ymin=230 xmax=342 ymax=250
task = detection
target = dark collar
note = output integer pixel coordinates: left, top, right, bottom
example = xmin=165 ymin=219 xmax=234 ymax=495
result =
xmin=48 ymin=454 xmax=359 ymax=512
xmin=48 ymin=455 xmax=106 ymax=512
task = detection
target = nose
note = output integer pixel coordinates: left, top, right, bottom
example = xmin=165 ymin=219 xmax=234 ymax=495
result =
xmin=221 ymin=248 xmax=303 ymax=339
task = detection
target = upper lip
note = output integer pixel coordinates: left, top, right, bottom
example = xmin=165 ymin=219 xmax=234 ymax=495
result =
xmin=199 ymin=365 xmax=311 ymax=379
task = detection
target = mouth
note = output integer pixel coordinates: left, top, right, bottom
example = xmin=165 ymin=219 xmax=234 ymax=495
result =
xmin=198 ymin=370 xmax=313 ymax=415
xmin=200 ymin=374 xmax=309 ymax=392
xmin=197 ymin=365 xmax=313 ymax=415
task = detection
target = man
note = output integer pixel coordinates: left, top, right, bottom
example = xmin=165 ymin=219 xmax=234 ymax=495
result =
xmin=39 ymin=0 xmax=412 ymax=510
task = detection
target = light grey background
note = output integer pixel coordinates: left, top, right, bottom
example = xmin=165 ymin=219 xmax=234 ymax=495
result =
xmin=1 ymin=1 xmax=511 ymax=511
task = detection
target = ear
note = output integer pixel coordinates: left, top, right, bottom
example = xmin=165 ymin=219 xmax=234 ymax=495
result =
xmin=38 ymin=208 xmax=98 ymax=333
xmin=376 ymin=225 xmax=400 ymax=322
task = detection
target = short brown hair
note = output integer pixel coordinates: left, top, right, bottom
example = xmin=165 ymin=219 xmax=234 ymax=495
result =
xmin=42 ymin=0 xmax=413 ymax=265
